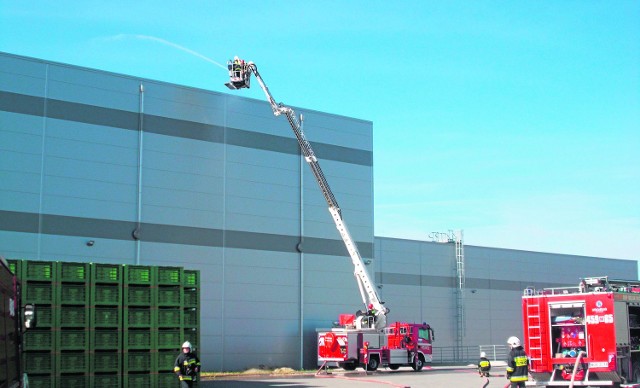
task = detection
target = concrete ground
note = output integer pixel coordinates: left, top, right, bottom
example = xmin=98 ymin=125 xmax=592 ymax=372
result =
xmin=199 ymin=364 xmax=517 ymax=388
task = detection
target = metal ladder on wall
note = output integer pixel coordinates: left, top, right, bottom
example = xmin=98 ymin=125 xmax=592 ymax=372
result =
xmin=455 ymin=230 xmax=465 ymax=360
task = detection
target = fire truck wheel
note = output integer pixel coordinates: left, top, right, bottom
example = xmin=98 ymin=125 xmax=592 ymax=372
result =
xmin=340 ymin=362 xmax=357 ymax=371
xmin=632 ymin=360 xmax=640 ymax=382
xmin=411 ymin=356 xmax=424 ymax=371
xmin=365 ymin=357 xmax=379 ymax=371
xmin=388 ymin=364 xmax=400 ymax=370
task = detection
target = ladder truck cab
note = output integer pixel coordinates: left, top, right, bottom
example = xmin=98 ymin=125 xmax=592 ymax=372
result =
xmin=225 ymin=57 xmax=434 ymax=372
xmin=523 ymin=276 xmax=640 ymax=387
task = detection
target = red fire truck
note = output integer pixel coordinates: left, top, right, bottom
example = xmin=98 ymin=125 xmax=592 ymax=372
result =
xmin=317 ymin=318 xmax=434 ymax=371
xmin=225 ymin=59 xmax=435 ymax=372
xmin=523 ymin=276 xmax=640 ymax=387
xmin=0 ymin=257 xmax=35 ymax=388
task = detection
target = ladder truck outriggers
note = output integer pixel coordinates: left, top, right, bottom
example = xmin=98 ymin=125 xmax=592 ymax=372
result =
xmin=523 ymin=276 xmax=640 ymax=387
xmin=225 ymin=57 xmax=434 ymax=371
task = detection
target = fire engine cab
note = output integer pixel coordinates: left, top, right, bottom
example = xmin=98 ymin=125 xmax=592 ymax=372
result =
xmin=523 ymin=276 xmax=640 ymax=387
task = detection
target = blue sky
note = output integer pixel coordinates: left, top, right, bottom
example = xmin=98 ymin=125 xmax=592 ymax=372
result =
xmin=1 ymin=1 xmax=638 ymax=260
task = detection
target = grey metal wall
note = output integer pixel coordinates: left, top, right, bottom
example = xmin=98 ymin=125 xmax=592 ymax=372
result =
xmin=0 ymin=52 xmax=374 ymax=371
xmin=374 ymin=237 xmax=638 ymax=351
xmin=1 ymin=52 xmax=636 ymax=372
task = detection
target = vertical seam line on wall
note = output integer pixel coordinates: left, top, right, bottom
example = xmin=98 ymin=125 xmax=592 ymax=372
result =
xmin=299 ymin=128 xmax=304 ymax=369
xmin=37 ymin=64 xmax=49 ymax=259
xmin=135 ymin=83 xmax=145 ymax=265
xmin=221 ymin=95 xmax=227 ymax=370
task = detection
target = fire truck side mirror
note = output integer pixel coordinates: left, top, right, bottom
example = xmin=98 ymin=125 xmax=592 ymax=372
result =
xmin=24 ymin=304 xmax=36 ymax=330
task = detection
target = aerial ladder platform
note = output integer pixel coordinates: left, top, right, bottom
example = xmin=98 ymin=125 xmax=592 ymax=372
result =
xmin=225 ymin=57 xmax=388 ymax=330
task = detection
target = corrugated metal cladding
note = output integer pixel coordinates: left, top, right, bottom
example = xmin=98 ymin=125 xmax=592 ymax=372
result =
xmin=0 ymin=52 xmax=636 ymax=371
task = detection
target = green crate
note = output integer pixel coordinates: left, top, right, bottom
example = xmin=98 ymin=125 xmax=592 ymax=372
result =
xmin=156 ymin=266 xmax=183 ymax=285
xmin=59 ymin=283 xmax=88 ymax=304
xmin=58 ymin=329 xmax=89 ymax=350
xmin=156 ymin=350 xmax=179 ymax=372
xmin=7 ymin=259 xmax=21 ymax=277
xmin=57 ymin=350 xmax=89 ymax=373
xmin=126 ymin=307 xmax=152 ymax=327
xmin=157 ymin=307 xmax=182 ymax=328
xmin=58 ymin=374 xmax=90 ymax=388
xmin=157 ymin=371 xmax=178 ymax=388
xmin=92 ymin=351 xmax=121 ymax=373
xmin=27 ymin=374 xmax=55 ymax=388
xmin=125 ymin=328 xmax=152 ymax=350
xmin=125 ymin=350 xmax=153 ymax=372
xmin=22 ymin=351 xmax=54 ymax=374
xmin=92 ymin=306 xmax=122 ymax=328
xmin=183 ymin=270 xmax=200 ymax=287
xmin=58 ymin=261 xmax=89 ymax=282
xmin=35 ymin=305 xmax=53 ymax=327
xmin=92 ymin=373 xmax=121 ymax=388
xmin=183 ymin=327 xmax=199 ymax=350
xmin=183 ymin=288 xmax=199 ymax=307
xmin=125 ymin=285 xmax=153 ymax=306
xmin=59 ymin=305 xmax=89 ymax=327
xmin=157 ymin=285 xmax=183 ymax=306
xmin=23 ymin=329 xmax=54 ymax=351
xmin=24 ymin=260 xmax=54 ymax=281
xmin=24 ymin=282 xmax=54 ymax=304
xmin=93 ymin=283 xmax=122 ymax=305
xmin=157 ymin=328 xmax=182 ymax=350
xmin=124 ymin=265 xmax=154 ymax=285
xmin=91 ymin=329 xmax=121 ymax=351
xmin=124 ymin=373 xmax=155 ymax=388
xmin=91 ymin=263 xmax=123 ymax=283
xmin=183 ymin=307 xmax=199 ymax=327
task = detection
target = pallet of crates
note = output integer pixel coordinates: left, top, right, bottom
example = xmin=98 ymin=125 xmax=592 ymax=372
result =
xmin=183 ymin=269 xmax=201 ymax=352
xmin=90 ymin=263 xmax=124 ymax=388
xmin=179 ymin=269 xmax=201 ymax=386
xmin=56 ymin=261 xmax=91 ymax=388
xmin=18 ymin=259 xmax=56 ymax=388
xmin=155 ymin=266 xmax=185 ymax=388
xmin=123 ymin=265 xmax=155 ymax=388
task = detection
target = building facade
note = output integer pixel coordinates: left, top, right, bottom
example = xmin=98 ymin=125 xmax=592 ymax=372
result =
xmin=1 ymin=52 xmax=636 ymax=371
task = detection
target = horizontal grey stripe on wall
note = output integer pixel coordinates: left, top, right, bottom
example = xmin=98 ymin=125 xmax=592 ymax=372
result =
xmin=0 ymin=210 xmax=373 ymax=258
xmin=379 ymin=271 xmax=567 ymax=291
xmin=0 ymin=91 xmax=372 ymax=166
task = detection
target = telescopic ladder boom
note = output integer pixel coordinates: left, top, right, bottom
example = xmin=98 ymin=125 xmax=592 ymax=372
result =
xmin=225 ymin=59 xmax=388 ymax=329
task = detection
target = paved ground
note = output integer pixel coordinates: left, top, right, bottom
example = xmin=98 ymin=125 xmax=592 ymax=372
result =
xmin=199 ymin=365 xmax=516 ymax=388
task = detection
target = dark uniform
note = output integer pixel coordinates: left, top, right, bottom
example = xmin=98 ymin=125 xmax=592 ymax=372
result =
xmin=506 ymin=346 xmax=528 ymax=388
xmin=478 ymin=355 xmax=491 ymax=377
xmin=174 ymin=342 xmax=201 ymax=388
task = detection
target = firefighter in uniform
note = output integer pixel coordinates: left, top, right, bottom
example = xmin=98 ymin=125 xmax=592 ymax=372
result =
xmin=506 ymin=336 xmax=528 ymax=388
xmin=174 ymin=341 xmax=201 ymax=388
xmin=478 ymin=351 xmax=491 ymax=377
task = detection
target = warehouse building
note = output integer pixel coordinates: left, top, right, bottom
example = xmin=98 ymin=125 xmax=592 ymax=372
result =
xmin=1 ymin=52 xmax=636 ymax=371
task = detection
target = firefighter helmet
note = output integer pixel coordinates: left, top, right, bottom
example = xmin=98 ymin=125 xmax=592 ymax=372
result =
xmin=182 ymin=341 xmax=192 ymax=350
xmin=480 ymin=351 xmax=486 ymax=358
xmin=507 ymin=336 xmax=521 ymax=348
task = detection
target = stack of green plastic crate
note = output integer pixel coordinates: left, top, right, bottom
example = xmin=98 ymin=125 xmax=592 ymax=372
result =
xmin=57 ymin=262 xmax=91 ymax=387
xmin=7 ymin=259 xmax=200 ymax=388
xmin=155 ymin=266 xmax=184 ymax=387
xmin=19 ymin=260 xmax=56 ymax=388
xmin=123 ymin=265 xmax=155 ymax=388
xmin=90 ymin=263 xmax=123 ymax=387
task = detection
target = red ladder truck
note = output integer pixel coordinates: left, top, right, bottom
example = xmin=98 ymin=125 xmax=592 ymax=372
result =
xmin=225 ymin=58 xmax=435 ymax=371
xmin=523 ymin=276 xmax=640 ymax=387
